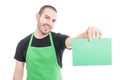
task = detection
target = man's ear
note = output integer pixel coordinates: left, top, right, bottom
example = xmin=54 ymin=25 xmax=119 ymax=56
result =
xmin=36 ymin=13 xmax=40 ymax=20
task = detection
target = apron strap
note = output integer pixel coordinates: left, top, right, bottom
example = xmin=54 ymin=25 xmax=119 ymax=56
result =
xmin=28 ymin=32 xmax=54 ymax=47
xmin=28 ymin=33 xmax=34 ymax=47
xmin=49 ymin=32 xmax=54 ymax=46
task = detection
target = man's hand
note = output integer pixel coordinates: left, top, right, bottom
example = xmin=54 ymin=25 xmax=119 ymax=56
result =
xmin=65 ymin=26 xmax=102 ymax=49
xmin=76 ymin=26 xmax=102 ymax=41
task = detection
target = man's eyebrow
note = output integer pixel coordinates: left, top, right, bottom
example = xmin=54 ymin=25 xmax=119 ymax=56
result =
xmin=44 ymin=15 xmax=50 ymax=17
xmin=44 ymin=15 xmax=56 ymax=21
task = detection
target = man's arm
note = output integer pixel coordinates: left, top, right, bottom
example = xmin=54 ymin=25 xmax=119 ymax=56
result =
xmin=13 ymin=60 xmax=25 ymax=80
xmin=65 ymin=27 xmax=102 ymax=49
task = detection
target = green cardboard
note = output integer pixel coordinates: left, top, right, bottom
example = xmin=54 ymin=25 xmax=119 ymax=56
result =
xmin=72 ymin=38 xmax=112 ymax=66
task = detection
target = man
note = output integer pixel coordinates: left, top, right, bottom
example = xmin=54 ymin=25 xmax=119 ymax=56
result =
xmin=13 ymin=5 xmax=102 ymax=80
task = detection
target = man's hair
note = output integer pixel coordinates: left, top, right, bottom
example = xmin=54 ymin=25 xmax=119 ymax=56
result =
xmin=39 ymin=5 xmax=57 ymax=15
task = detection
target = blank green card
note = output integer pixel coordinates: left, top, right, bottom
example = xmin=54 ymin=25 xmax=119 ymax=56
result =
xmin=72 ymin=38 xmax=112 ymax=66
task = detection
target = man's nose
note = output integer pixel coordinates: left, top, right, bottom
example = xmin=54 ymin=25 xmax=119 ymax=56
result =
xmin=48 ymin=20 xmax=53 ymax=26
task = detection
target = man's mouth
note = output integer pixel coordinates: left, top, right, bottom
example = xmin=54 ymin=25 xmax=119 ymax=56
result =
xmin=44 ymin=24 xmax=51 ymax=31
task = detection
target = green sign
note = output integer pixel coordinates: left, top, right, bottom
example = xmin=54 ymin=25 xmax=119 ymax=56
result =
xmin=72 ymin=38 xmax=112 ymax=66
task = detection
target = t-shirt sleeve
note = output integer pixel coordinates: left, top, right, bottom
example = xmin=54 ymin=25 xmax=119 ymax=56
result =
xmin=14 ymin=40 xmax=26 ymax=62
xmin=52 ymin=32 xmax=70 ymax=67
xmin=59 ymin=34 xmax=69 ymax=49
xmin=53 ymin=33 xmax=69 ymax=49
xmin=14 ymin=34 xmax=31 ymax=62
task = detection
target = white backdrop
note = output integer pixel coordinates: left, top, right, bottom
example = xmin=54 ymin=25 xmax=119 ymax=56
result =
xmin=0 ymin=0 xmax=120 ymax=80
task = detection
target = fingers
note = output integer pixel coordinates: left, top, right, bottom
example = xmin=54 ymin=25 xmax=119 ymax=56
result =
xmin=87 ymin=27 xmax=92 ymax=41
xmin=86 ymin=27 xmax=102 ymax=41
xmin=96 ymin=30 xmax=102 ymax=38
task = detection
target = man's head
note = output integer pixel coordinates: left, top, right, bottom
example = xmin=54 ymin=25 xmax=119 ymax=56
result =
xmin=39 ymin=5 xmax=57 ymax=16
xmin=36 ymin=5 xmax=57 ymax=35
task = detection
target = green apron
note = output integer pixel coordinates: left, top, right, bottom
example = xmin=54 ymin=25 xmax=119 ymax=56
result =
xmin=26 ymin=32 xmax=62 ymax=80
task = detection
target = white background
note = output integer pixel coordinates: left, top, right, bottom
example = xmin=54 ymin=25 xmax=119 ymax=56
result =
xmin=0 ymin=0 xmax=120 ymax=80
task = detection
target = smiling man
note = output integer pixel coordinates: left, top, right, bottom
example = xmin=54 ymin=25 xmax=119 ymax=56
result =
xmin=13 ymin=5 xmax=102 ymax=80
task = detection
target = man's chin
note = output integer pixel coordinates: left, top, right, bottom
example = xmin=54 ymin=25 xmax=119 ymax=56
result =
xmin=42 ymin=31 xmax=50 ymax=35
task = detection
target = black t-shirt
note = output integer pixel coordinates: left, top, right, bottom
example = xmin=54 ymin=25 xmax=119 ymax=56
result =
xmin=14 ymin=32 xmax=69 ymax=68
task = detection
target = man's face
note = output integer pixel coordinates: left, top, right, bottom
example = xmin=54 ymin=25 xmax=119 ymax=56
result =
xmin=37 ymin=8 xmax=57 ymax=35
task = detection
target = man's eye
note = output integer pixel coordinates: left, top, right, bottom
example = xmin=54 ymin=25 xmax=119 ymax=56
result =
xmin=52 ymin=20 xmax=56 ymax=23
xmin=45 ymin=16 xmax=49 ymax=19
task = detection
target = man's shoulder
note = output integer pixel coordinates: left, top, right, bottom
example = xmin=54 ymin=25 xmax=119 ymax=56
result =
xmin=51 ymin=31 xmax=69 ymax=38
xmin=51 ymin=31 xmax=68 ymax=36
xmin=17 ymin=33 xmax=32 ymax=47
xmin=51 ymin=31 xmax=59 ymax=37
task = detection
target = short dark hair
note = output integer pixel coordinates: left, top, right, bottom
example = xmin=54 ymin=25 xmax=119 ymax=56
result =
xmin=39 ymin=5 xmax=57 ymax=15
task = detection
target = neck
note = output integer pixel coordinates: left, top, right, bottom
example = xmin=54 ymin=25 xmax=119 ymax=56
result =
xmin=34 ymin=29 xmax=49 ymax=39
